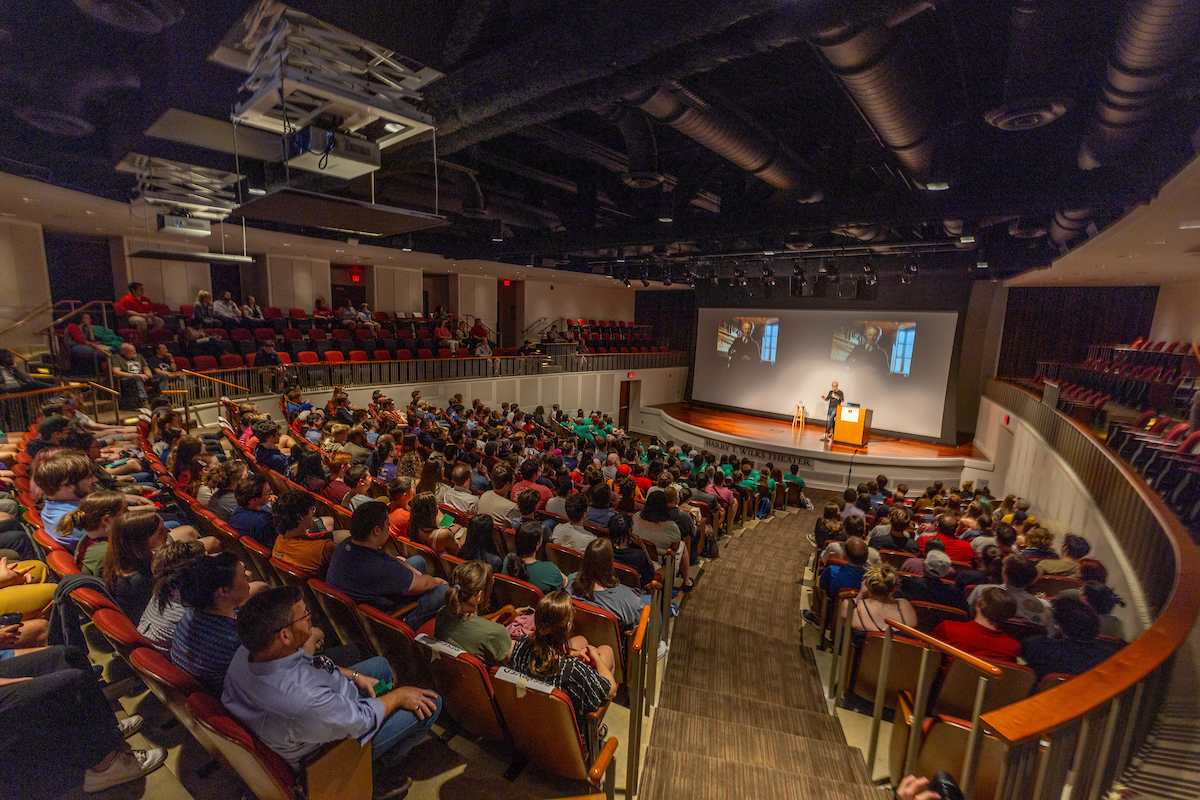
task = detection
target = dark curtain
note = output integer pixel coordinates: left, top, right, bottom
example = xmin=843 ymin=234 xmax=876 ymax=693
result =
xmin=635 ymin=290 xmax=696 ymax=352
xmin=998 ymin=286 xmax=1159 ymax=377
xmin=44 ymin=233 xmax=114 ymax=304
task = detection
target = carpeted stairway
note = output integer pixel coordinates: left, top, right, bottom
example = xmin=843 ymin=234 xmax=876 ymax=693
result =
xmin=637 ymin=501 xmax=883 ymax=799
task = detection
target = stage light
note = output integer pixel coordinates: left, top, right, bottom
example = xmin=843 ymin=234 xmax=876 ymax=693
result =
xmin=976 ymin=261 xmax=989 ymax=270
xmin=826 ymin=262 xmax=839 ymax=282
xmin=925 ymin=181 xmax=950 ymax=191
xmin=641 ymin=277 xmax=651 ymax=287
xmin=657 ymin=189 xmax=675 ymax=223
xmin=906 ymin=262 xmax=919 ymax=274
xmin=623 ymin=277 xmax=631 ymax=287
xmin=401 ymin=234 xmax=413 ymax=251
xmin=792 ymin=259 xmax=803 ymax=276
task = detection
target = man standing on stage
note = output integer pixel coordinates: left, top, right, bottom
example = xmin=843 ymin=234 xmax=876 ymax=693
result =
xmin=821 ymin=381 xmax=845 ymax=442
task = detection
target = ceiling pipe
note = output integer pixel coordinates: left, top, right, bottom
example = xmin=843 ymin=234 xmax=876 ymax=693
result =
xmin=809 ymin=17 xmax=936 ymax=182
xmin=624 ymin=83 xmax=823 ymax=202
xmin=1048 ymin=207 xmax=1094 ymax=248
xmin=1078 ymin=0 xmax=1200 ymax=170
xmin=602 ymin=106 xmax=664 ymax=189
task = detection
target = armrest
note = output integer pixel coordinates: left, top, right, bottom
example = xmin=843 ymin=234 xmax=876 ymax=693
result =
xmin=587 ymin=699 xmax=612 ymax=725
xmin=302 ymin=737 xmax=372 ymax=800
xmin=485 ymin=604 xmax=517 ymax=625
xmin=389 ymin=601 xmax=419 ymax=619
xmin=587 ymin=736 xmax=619 ymax=786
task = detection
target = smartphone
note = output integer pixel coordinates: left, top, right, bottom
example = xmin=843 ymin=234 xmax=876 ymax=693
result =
xmin=0 ymin=612 xmax=22 ymax=627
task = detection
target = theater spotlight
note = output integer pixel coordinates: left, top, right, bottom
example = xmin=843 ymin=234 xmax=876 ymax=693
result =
xmin=792 ymin=258 xmax=803 ymax=276
xmin=826 ymin=262 xmax=839 ymax=282
xmin=623 ymin=277 xmax=632 ymax=287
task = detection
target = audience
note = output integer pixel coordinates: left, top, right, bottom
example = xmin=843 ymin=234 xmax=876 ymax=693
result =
xmin=170 ymin=552 xmax=254 ymax=695
xmin=1020 ymin=596 xmax=1121 ymax=680
xmin=550 ymin=492 xmax=595 ymax=552
xmin=433 ymin=560 xmax=516 ymax=664
xmin=502 ymin=521 xmax=567 ymax=593
xmin=967 ymin=555 xmax=1052 ymax=628
xmin=569 ymin=537 xmax=650 ymax=628
xmin=847 ymin=563 xmax=917 ymax=635
xmin=932 ymin=588 xmax=1020 ymax=662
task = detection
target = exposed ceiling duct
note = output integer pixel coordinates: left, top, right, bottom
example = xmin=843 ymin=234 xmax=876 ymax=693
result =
xmin=1048 ymin=207 xmax=1094 ymax=247
xmin=624 ymin=83 xmax=823 ymax=202
xmin=1078 ymin=0 xmax=1200 ymax=170
xmin=604 ymin=106 xmax=664 ymax=189
xmin=810 ymin=16 xmax=936 ymax=182
xmin=984 ymin=0 xmax=1075 ymax=131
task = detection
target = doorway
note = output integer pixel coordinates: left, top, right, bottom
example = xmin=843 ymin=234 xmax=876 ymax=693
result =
xmin=621 ymin=380 xmax=640 ymax=431
xmin=497 ymin=280 xmax=524 ymax=348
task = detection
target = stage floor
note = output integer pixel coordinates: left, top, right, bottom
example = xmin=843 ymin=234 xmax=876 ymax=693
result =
xmin=653 ymin=403 xmax=984 ymax=460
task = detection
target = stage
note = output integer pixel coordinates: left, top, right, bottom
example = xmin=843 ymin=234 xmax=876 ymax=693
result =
xmin=646 ymin=403 xmax=992 ymax=492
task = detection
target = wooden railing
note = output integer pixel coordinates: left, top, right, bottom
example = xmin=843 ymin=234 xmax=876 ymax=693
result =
xmin=978 ymin=378 xmax=1200 ymax=800
xmin=0 ymin=382 xmax=85 ymax=431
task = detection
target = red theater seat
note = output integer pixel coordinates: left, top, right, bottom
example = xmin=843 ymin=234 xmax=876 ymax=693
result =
xmin=192 ymin=355 xmax=218 ymax=371
xmin=349 ymin=350 xmax=368 ymax=362
xmin=297 ymin=351 xmax=319 ymax=364
xmin=373 ymin=350 xmax=391 ymax=361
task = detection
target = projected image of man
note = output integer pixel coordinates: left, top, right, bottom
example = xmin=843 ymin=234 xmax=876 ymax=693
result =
xmin=728 ymin=321 xmax=761 ymax=366
xmin=846 ymin=326 xmax=890 ymax=374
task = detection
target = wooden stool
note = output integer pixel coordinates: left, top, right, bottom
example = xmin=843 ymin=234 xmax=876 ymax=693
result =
xmin=791 ymin=404 xmax=805 ymax=430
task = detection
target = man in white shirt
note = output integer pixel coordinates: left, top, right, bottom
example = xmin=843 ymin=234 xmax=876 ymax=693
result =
xmin=550 ymin=493 xmax=595 ymax=552
xmin=213 ymin=291 xmax=243 ymax=327
xmin=436 ymin=465 xmax=479 ymax=516
xmin=476 ymin=464 xmax=519 ymax=526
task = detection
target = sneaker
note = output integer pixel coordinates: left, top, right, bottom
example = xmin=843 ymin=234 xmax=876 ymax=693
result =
xmin=802 ymin=609 xmax=821 ymax=627
xmin=83 ymin=748 xmax=167 ymax=793
xmin=118 ymin=715 xmax=144 ymax=739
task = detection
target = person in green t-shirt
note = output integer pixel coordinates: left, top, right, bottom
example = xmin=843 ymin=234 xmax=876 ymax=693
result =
xmin=502 ymin=521 xmax=567 ymax=594
xmin=573 ymin=417 xmax=594 ymax=441
xmin=783 ymin=464 xmax=806 ymax=488
xmin=59 ymin=490 xmax=126 ymax=577
xmin=434 ymin=560 xmax=518 ymax=665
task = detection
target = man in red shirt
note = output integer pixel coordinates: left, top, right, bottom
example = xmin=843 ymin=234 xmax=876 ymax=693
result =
xmin=469 ymin=320 xmax=490 ymax=346
xmin=932 ymin=587 xmax=1020 ymax=662
xmin=510 ymin=459 xmax=552 ymax=509
xmin=921 ymin=512 xmax=977 ymax=564
xmin=115 ymin=282 xmax=164 ymax=331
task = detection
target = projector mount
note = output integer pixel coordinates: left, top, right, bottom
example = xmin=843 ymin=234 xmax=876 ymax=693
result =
xmin=117 ymin=154 xmax=242 ymax=221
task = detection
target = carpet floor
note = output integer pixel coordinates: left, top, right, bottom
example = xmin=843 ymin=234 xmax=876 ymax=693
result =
xmin=637 ymin=494 xmax=882 ymax=799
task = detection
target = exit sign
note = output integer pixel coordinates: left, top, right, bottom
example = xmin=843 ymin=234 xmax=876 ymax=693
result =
xmin=628 ymin=372 xmax=634 ymax=378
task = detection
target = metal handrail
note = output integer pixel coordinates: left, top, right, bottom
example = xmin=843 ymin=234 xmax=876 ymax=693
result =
xmin=40 ymin=299 xmax=112 ymax=333
xmin=86 ymin=381 xmax=123 ymax=425
xmin=160 ymin=389 xmax=191 ymax=430
xmin=0 ymin=302 xmax=55 ymax=340
xmin=625 ymin=604 xmax=652 ymax=797
xmin=181 ymin=370 xmax=249 ymax=392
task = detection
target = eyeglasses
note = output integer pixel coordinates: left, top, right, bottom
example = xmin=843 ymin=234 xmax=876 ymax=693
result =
xmin=274 ymin=609 xmax=312 ymax=632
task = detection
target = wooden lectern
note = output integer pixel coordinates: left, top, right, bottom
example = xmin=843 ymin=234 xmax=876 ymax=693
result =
xmin=832 ymin=405 xmax=872 ymax=447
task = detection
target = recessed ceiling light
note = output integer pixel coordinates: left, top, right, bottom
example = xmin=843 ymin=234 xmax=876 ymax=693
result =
xmin=247 ymin=188 xmax=266 ymax=196
xmin=925 ymin=181 xmax=950 ymax=191
xmin=383 ymin=122 xmax=405 ymax=133
xmin=1147 ymin=240 xmax=1167 ymax=245
xmin=85 ymin=210 xmax=95 ymax=216
xmin=1178 ymin=221 xmax=1200 ymax=230
xmin=959 ymin=235 xmax=975 ymax=243
xmin=283 ymin=243 xmax=290 ymax=246
xmin=0 ymin=212 xmax=14 ymax=218
xmin=975 ymin=261 xmax=989 ymax=269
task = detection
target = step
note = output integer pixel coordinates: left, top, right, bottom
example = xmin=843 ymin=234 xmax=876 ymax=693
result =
xmin=672 ymin=600 xmax=801 ymax=645
xmin=638 ymin=747 xmax=885 ymax=800
xmin=657 ymin=682 xmax=846 ymax=742
xmin=650 ymin=708 xmax=873 ymax=784
xmin=660 ymin=640 xmax=826 ymax=713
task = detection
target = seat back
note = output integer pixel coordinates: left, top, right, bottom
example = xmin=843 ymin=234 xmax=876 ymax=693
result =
xmin=849 ymin=633 xmax=938 ymax=709
xmin=46 ymin=548 xmax=82 ymax=578
xmin=397 ymin=537 xmax=445 ymax=578
xmin=325 ymin=351 xmax=345 ymax=364
xmin=933 ymin=658 xmax=1037 ymax=719
xmin=193 ymin=355 xmax=218 ymax=371
xmin=413 ymin=634 xmax=507 ymax=742
xmin=877 ymin=549 xmax=912 ymax=570
xmin=911 ymin=601 xmax=969 ymax=634
xmin=613 ymin=562 xmax=642 ymax=590
xmin=349 ymin=350 xmax=368 ymax=362
xmin=439 ymin=552 xmax=466 ymax=580
xmin=308 ymin=579 xmax=370 ymax=647
xmin=915 ymin=712 xmax=1009 ymax=800
xmin=569 ymin=599 xmax=625 ymax=685
xmin=240 ymin=536 xmax=282 ymax=588
xmin=356 ymin=604 xmax=426 ymax=688
xmin=999 ymin=618 xmax=1047 ymax=640
xmin=492 ymin=572 xmax=545 ymax=609
xmin=1029 ymin=574 xmax=1084 ymax=597
xmin=545 ymin=543 xmax=583 ymax=576
xmin=491 ymin=667 xmax=588 ymax=781
xmin=297 ymin=351 xmax=320 ymax=364
xmin=92 ymin=607 xmax=156 ymax=657
xmin=129 ymin=647 xmax=216 ymax=756
xmin=186 ymin=693 xmax=296 ymax=800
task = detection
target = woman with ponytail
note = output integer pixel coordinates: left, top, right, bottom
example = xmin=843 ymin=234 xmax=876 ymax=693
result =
xmin=507 ymin=591 xmax=617 ymax=745
xmin=136 ymin=540 xmax=207 ymax=655
xmin=569 ymin=537 xmax=649 ymax=628
xmin=103 ymin=510 xmax=170 ymax=623
xmin=65 ymin=490 xmax=127 ymax=577
xmin=501 ymin=520 xmax=565 ymax=592
xmin=433 ymin=560 xmax=518 ymax=664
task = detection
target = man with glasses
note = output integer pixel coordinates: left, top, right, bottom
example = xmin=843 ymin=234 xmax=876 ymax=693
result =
xmin=222 ymin=586 xmax=440 ymax=799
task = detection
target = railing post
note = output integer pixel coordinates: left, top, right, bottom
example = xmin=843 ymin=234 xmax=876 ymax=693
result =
xmin=902 ymin=645 xmax=937 ymax=778
xmin=865 ymin=625 xmax=894 ymax=777
xmin=644 ymin=581 xmax=661 ymax=714
xmin=659 ymin=549 xmax=675 ymax=646
xmin=960 ymin=674 xmax=991 ymax=799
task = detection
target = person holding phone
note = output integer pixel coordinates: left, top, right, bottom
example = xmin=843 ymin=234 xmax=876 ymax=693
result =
xmin=821 ymin=381 xmax=845 ymax=442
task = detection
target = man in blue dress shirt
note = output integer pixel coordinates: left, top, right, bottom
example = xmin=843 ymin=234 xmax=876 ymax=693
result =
xmin=223 ymin=586 xmax=441 ymax=797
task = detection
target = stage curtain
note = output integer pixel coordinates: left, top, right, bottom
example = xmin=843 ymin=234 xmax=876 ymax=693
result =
xmin=998 ymin=286 xmax=1158 ymax=378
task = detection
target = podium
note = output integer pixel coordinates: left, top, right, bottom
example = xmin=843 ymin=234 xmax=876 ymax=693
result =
xmin=832 ymin=405 xmax=872 ymax=447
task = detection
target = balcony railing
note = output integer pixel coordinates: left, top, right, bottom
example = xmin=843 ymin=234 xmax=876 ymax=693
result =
xmin=978 ymin=378 xmax=1200 ymax=800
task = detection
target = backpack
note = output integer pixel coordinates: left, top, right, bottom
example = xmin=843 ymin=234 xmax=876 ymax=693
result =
xmin=756 ymin=495 xmax=772 ymax=519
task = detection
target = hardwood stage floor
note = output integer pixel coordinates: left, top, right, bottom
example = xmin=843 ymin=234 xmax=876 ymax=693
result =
xmin=653 ymin=403 xmax=985 ymax=460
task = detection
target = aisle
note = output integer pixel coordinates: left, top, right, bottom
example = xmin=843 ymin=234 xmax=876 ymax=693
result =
xmin=637 ymin=502 xmax=883 ymax=799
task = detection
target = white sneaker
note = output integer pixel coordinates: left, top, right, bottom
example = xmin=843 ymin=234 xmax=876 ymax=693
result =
xmin=83 ymin=748 xmax=167 ymax=793
xmin=118 ymin=715 xmax=144 ymax=739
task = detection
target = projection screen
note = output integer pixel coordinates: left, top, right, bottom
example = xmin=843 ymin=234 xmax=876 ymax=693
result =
xmin=691 ymin=308 xmax=959 ymax=439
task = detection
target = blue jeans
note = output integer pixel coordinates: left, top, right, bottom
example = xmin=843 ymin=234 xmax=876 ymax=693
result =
xmin=825 ymin=407 xmax=837 ymax=436
xmin=351 ymin=656 xmax=442 ymax=765
xmin=397 ymin=556 xmax=450 ymax=629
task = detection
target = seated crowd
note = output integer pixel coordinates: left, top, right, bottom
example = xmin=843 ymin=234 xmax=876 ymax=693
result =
xmin=0 ymin=378 xmax=814 ymax=798
xmin=811 ymin=479 xmax=1126 ymax=688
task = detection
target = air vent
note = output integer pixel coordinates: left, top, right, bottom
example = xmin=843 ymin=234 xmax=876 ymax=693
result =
xmin=985 ymin=99 xmax=1072 ymax=131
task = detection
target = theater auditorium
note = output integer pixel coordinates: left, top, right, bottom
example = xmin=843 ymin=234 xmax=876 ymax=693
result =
xmin=0 ymin=1 xmax=1198 ymax=798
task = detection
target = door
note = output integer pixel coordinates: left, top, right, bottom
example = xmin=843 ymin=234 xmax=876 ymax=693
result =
xmin=496 ymin=280 xmax=523 ymax=349
xmin=619 ymin=380 xmax=631 ymax=430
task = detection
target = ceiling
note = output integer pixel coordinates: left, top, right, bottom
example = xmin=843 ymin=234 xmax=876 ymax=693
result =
xmin=1007 ymin=154 xmax=1200 ymax=288
xmin=3 ymin=0 xmax=1200 ymax=287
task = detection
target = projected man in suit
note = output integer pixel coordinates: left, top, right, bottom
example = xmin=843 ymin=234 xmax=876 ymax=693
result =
xmin=727 ymin=321 xmax=761 ymax=366
xmin=846 ymin=326 xmax=891 ymax=374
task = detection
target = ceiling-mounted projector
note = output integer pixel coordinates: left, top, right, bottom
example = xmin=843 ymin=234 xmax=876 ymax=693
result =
xmin=158 ymin=214 xmax=212 ymax=238
xmin=285 ymin=126 xmax=381 ymax=179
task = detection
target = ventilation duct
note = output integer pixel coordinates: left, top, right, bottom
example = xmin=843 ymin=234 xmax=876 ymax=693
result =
xmin=603 ymin=107 xmax=663 ymax=189
xmin=810 ymin=19 xmax=935 ymax=181
xmin=14 ymin=66 xmax=141 ymax=137
xmin=1048 ymin=208 xmax=1094 ymax=247
xmin=71 ymin=0 xmax=184 ymax=34
xmin=1078 ymin=0 xmax=1200 ymax=169
xmin=984 ymin=0 xmax=1074 ymax=130
xmin=1009 ymin=217 xmax=1048 ymax=238
xmin=624 ymin=84 xmax=822 ymax=202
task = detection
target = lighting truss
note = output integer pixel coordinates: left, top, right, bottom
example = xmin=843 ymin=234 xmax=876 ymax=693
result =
xmin=217 ymin=0 xmax=442 ymax=149
xmin=117 ymin=154 xmax=241 ymax=220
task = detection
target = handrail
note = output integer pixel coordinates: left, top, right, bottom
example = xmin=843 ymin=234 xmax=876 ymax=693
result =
xmin=624 ymin=603 xmax=652 ymax=797
xmin=0 ymin=382 xmax=83 ymax=401
xmin=883 ymin=617 xmax=1003 ymax=678
xmin=0 ymin=302 xmax=55 ymax=339
xmin=182 ymin=370 xmax=249 ymax=391
xmin=631 ymin=603 xmax=650 ymax=653
xmin=40 ymin=299 xmax=111 ymax=333
xmin=87 ymin=381 xmax=122 ymax=424
xmin=586 ymin=736 xmax=619 ymax=785
xmin=86 ymin=381 xmax=119 ymax=396
xmin=979 ymin=379 xmax=1200 ymax=746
